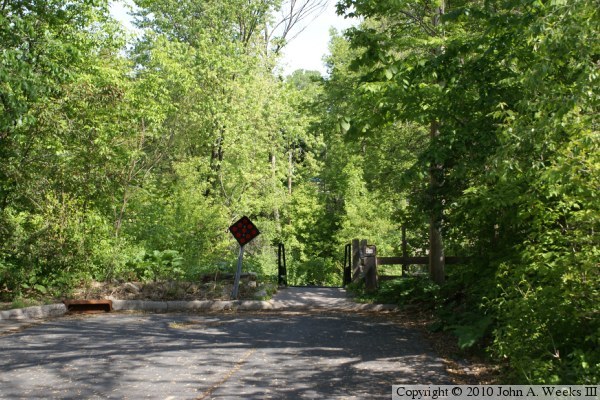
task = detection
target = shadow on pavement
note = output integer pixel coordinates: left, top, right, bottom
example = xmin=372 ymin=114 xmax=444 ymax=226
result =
xmin=0 ymin=312 xmax=451 ymax=399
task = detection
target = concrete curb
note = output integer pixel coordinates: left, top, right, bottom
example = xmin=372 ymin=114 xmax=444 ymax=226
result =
xmin=1 ymin=299 xmax=398 ymax=322
xmin=110 ymin=300 xmax=239 ymax=312
xmin=0 ymin=304 xmax=67 ymax=321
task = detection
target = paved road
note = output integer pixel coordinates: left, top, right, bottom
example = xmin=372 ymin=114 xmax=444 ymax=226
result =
xmin=271 ymin=287 xmax=366 ymax=309
xmin=0 ymin=290 xmax=450 ymax=399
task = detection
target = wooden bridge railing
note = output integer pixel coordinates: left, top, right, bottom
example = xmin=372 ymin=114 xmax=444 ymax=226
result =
xmin=277 ymin=243 xmax=287 ymax=287
xmin=346 ymin=230 xmax=466 ymax=291
xmin=347 ymin=239 xmax=378 ymax=292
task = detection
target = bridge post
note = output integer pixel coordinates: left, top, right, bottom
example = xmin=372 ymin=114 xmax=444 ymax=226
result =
xmin=277 ymin=243 xmax=287 ymax=287
xmin=360 ymin=239 xmax=367 ymax=260
xmin=364 ymin=245 xmax=378 ymax=292
xmin=352 ymin=239 xmax=361 ymax=281
xmin=343 ymin=243 xmax=352 ymax=286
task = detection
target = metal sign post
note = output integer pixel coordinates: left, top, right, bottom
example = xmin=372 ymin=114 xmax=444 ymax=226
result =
xmin=231 ymin=245 xmax=245 ymax=299
xmin=228 ymin=216 xmax=260 ymax=300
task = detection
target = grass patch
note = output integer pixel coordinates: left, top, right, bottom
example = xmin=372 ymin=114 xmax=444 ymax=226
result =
xmin=0 ymin=297 xmax=48 ymax=311
xmin=347 ymin=276 xmax=440 ymax=308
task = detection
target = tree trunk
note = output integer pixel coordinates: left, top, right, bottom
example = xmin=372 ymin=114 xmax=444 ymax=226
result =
xmin=429 ymin=120 xmax=445 ymax=284
xmin=428 ymin=1 xmax=446 ymax=284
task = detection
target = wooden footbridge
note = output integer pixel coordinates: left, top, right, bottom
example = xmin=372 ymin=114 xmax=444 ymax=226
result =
xmin=277 ymin=227 xmax=466 ymax=291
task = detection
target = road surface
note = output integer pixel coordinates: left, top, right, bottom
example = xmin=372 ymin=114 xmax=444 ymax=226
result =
xmin=0 ymin=289 xmax=450 ymax=399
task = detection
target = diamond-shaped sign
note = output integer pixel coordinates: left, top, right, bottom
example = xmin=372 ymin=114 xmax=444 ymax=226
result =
xmin=229 ymin=216 xmax=260 ymax=246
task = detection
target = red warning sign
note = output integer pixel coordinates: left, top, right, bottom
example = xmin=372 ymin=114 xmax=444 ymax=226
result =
xmin=229 ymin=216 xmax=260 ymax=246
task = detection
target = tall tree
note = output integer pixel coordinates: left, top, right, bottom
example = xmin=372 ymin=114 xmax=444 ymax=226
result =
xmin=337 ymin=0 xmax=455 ymax=282
xmin=332 ymin=0 xmax=599 ymax=383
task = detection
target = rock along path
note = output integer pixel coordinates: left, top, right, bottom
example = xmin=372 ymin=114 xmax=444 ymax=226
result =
xmin=0 ymin=288 xmax=451 ymax=399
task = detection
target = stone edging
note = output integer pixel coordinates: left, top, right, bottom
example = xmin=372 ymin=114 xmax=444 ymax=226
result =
xmin=0 ymin=304 xmax=67 ymax=321
xmin=1 ymin=300 xmax=398 ymax=321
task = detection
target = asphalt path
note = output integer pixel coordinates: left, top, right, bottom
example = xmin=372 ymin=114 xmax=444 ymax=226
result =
xmin=0 ymin=291 xmax=451 ymax=399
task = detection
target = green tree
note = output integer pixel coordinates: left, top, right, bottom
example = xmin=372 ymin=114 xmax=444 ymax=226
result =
xmin=0 ymin=0 xmax=137 ymax=294
xmin=332 ymin=0 xmax=598 ymax=383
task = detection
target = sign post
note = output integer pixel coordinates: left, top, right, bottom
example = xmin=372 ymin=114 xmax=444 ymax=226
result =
xmin=232 ymin=245 xmax=245 ymax=300
xmin=228 ymin=216 xmax=260 ymax=299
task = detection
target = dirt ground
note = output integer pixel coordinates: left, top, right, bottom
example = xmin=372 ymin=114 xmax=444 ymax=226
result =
xmin=394 ymin=306 xmax=502 ymax=385
xmin=70 ymin=279 xmax=266 ymax=301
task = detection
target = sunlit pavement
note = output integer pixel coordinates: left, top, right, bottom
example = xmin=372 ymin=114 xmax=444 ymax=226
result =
xmin=0 ymin=289 xmax=450 ymax=399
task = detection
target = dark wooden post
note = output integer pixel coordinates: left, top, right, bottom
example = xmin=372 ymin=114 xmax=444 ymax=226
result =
xmin=429 ymin=222 xmax=445 ymax=284
xmin=343 ymin=243 xmax=352 ymax=286
xmin=352 ymin=238 xmax=361 ymax=282
xmin=277 ymin=243 xmax=287 ymax=287
xmin=401 ymin=226 xmax=408 ymax=276
xmin=359 ymin=239 xmax=368 ymax=283
xmin=364 ymin=245 xmax=378 ymax=292
xmin=360 ymin=239 xmax=367 ymax=260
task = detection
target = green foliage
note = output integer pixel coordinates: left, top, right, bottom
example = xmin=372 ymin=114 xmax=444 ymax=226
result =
xmin=450 ymin=315 xmax=494 ymax=351
xmin=292 ymin=258 xmax=342 ymax=287
xmin=335 ymin=0 xmax=599 ymax=384
xmin=348 ymin=277 xmax=441 ymax=311
xmin=0 ymin=0 xmax=343 ymax=297
xmin=1 ymin=0 xmax=596 ymax=385
xmin=136 ymin=250 xmax=184 ymax=282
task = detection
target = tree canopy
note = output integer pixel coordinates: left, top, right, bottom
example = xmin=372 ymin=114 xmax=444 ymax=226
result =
xmin=1 ymin=0 xmax=597 ymax=384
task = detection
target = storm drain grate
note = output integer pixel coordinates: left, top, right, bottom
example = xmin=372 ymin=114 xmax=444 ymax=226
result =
xmin=63 ymin=300 xmax=113 ymax=314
